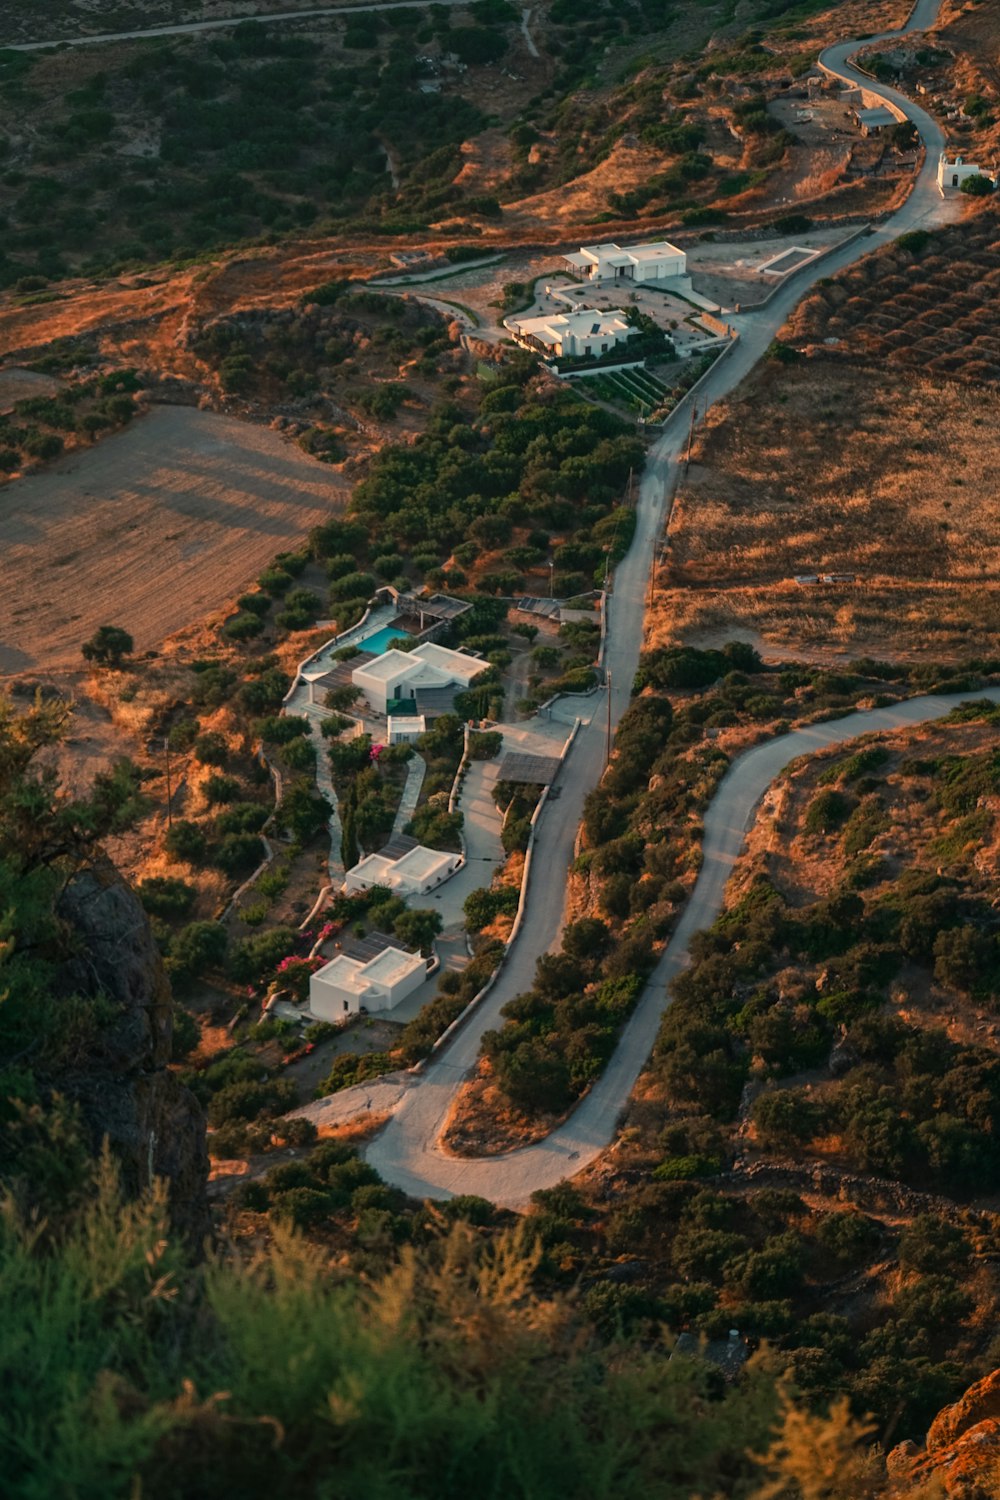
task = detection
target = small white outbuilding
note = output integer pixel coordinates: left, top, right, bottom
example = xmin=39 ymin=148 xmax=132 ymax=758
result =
xmin=937 ymin=154 xmax=988 ymax=191
xmin=387 ymin=714 xmax=426 ymax=745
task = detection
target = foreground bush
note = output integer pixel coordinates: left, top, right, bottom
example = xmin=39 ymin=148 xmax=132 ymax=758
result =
xmin=0 ymin=1160 xmax=892 ymax=1500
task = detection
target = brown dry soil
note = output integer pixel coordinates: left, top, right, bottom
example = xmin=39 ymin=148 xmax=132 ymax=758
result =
xmin=0 ymin=404 xmax=346 ymax=675
xmin=653 ymin=354 xmax=1000 ymax=663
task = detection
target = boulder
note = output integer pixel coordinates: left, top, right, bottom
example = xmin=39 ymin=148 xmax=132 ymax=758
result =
xmin=928 ymin=1370 xmax=1000 ymax=1453
xmin=887 ymin=1371 xmax=1000 ymax=1499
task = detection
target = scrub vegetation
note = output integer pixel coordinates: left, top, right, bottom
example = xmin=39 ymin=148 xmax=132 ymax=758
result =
xmin=445 ymin=647 xmax=1000 ymax=1151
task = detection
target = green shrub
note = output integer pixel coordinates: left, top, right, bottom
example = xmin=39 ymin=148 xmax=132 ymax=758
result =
xmin=164 ymin=820 xmax=206 ymax=864
xmin=167 ymin=920 xmax=229 ymax=980
xmin=223 ymin=612 xmax=264 ymax=642
xmin=193 ymin=732 xmax=229 ymax=767
xmin=229 ymin=926 xmax=298 ymax=983
xmin=804 ymin=789 xmax=850 ymax=835
xmin=208 ymin=1077 xmax=297 ymax=1126
xmin=138 ymin=876 xmax=196 ymax=920
xmin=203 ymin=773 xmax=241 ymax=805
xmin=213 ymin=834 xmax=266 ymax=876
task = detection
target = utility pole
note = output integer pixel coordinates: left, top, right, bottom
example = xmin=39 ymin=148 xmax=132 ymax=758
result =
xmin=685 ymin=403 xmax=697 ymax=469
xmin=605 ymin=667 xmax=613 ymax=767
xmin=163 ymin=736 xmax=174 ymax=830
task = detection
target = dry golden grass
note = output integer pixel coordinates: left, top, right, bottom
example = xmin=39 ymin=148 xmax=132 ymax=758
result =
xmin=654 ymin=354 xmax=1000 ymax=660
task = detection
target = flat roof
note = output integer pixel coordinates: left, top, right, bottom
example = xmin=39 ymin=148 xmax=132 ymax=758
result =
xmin=348 ymin=852 xmax=396 ymax=883
xmin=628 ymin=241 xmax=684 ymax=261
xmin=363 ymin=946 xmax=425 ymax=986
xmin=393 ymin=845 xmax=456 ymax=881
xmin=579 ymin=239 xmax=684 ymax=260
xmin=314 ymin=953 xmax=365 ymax=987
xmin=314 ymin=944 xmax=423 ymax=992
xmin=856 ymin=106 xmax=895 ymax=125
xmin=354 ymin=641 xmax=482 ymax=686
xmin=353 ymin=648 xmax=421 ymax=682
xmin=512 ymin=308 xmax=632 ymax=338
xmin=413 ymin=641 xmax=484 ymax=682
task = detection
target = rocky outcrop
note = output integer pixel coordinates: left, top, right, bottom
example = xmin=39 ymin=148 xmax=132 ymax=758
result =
xmin=889 ymin=1370 xmax=1000 ymax=1498
xmin=719 ymin=1158 xmax=996 ymax=1225
xmin=55 ymin=860 xmax=210 ymax=1246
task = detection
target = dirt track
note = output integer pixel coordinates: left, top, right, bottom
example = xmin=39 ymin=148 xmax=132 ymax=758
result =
xmin=0 ymin=406 xmax=346 ymax=675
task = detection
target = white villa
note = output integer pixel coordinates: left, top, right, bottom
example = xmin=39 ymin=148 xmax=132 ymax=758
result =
xmin=938 ymin=153 xmax=987 ymax=190
xmin=564 ymin=239 xmax=687 ymax=283
xmin=345 ymin=843 xmax=463 ymax=898
xmin=351 ymin=640 xmax=483 ymax=714
xmin=504 ymin=307 xmax=638 ymax=360
xmin=309 ymin=945 xmax=427 ymax=1019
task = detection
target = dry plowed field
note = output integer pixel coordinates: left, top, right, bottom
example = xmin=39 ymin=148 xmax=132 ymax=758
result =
xmin=0 ymin=406 xmax=346 ymax=675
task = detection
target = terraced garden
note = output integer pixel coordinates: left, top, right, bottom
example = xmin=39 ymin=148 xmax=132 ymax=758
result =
xmin=573 ymin=351 xmax=719 ymax=422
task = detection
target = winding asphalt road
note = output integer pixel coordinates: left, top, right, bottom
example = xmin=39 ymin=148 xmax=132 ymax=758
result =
xmin=360 ymin=0 xmax=968 ymax=1205
xmin=34 ymin=0 xmax=958 ymax=1202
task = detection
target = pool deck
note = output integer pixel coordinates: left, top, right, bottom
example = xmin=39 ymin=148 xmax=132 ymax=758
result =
xmin=299 ymin=603 xmax=400 ymax=687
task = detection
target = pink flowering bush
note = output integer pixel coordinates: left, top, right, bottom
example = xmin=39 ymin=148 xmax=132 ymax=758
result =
xmin=275 ymin=955 xmax=325 ymax=1000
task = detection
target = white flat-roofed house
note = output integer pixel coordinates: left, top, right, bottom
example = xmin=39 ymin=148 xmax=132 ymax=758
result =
xmin=344 ymin=843 xmax=462 ymax=897
xmin=504 ymin=307 xmax=638 ymax=360
xmin=309 ymin=945 xmax=427 ymax=1019
xmin=564 ymin=239 xmax=687 ymax=283
xmin=387 ymin=714 xmax=426 ymax=744
xmin=351 ymin=641 xmax=484 ymax=714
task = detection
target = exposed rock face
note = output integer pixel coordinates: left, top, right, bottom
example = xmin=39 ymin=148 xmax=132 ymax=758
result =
xmin=927 ymin=1371 xmax=1000 ymax=1454
xmin=888 ymin=1370 xmax=1000 ymax=1498
xmin=55 ymin=860 xmax=210 ymax=1246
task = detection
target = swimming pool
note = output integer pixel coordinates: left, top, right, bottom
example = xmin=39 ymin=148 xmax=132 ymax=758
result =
xmin=359 ymin=624 xmax=413 ymax=655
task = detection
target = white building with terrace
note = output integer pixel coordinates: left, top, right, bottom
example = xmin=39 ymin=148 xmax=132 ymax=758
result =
xmin=345 ymin=842 xmax=463 ymax=898
xmin=504 ymin=307 xmax=638 ymax=360
xmin=309 ymin=945 xmax=427 ymax=1019
xmin=351 ymin=641 xmax=484 ymax=715
xmin=564 ymin=239 xmax=687 ymax=283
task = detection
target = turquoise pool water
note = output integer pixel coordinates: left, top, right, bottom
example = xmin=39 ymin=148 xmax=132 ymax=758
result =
xmin=359 ymin=625 xmax=413 ymax=655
